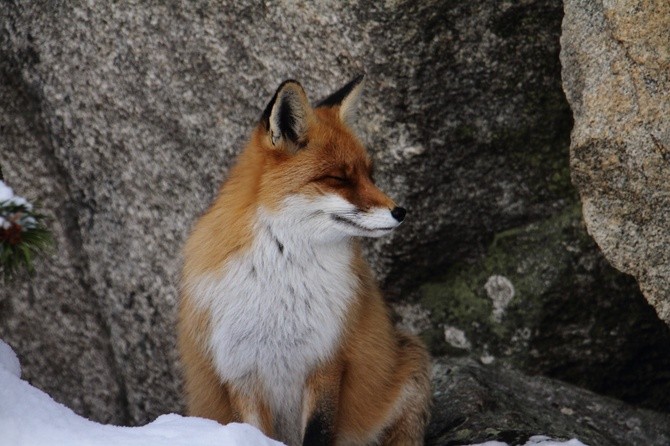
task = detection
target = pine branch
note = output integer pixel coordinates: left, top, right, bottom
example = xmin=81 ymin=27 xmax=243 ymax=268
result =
xmin=0 ymin=179 xmax=54 ymax=281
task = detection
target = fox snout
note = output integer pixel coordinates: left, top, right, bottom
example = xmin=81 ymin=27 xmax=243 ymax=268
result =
xmin=391 ymin=206 xmax=407 ymax=222
xmin=322 ymin=199 xmax=406 ymax=238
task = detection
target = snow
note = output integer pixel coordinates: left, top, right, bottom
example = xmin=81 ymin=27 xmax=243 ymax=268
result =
xmin=0 ymin=339 xmax=284 ymax=446
xmin=0 ymin=180 xmax=33 ymax=211
xmin=466 ymin=436 xmax=589 ymax=446
xmin=0 ymin=339 xmax=590 ymax=446
xmin=0 ymin=181 xmax=13 ymax=202
xmin=0 ymin=340 xmax=21 ymax=378
xmin=9 ymin=195 xmax=32 ymax=210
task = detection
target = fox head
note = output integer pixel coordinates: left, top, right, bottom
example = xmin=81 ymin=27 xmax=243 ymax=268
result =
xmin=247 ymin=76 xmax=406 ymax=241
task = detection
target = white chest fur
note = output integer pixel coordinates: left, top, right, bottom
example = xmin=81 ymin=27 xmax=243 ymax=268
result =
xmin=188 ymin=204 xmax=357 ymax=442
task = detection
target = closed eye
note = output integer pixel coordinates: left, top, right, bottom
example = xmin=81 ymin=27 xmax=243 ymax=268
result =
xmin=325 ymin=175 xmax=347 ymax=182
xmin=318 ymin=175 xmax=351 ymax=187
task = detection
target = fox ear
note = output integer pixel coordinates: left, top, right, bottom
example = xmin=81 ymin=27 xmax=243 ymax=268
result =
xmin=261 ymin=80 xmax=312 ymax=151
xmin=316 ymin=74 xmax=365 ymax=124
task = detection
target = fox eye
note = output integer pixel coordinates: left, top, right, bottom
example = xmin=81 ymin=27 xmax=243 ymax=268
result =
xmin=326 ymin=175 xmax=347 ymax=182
xmin=320 ymin=175 xmax=350 ymax=187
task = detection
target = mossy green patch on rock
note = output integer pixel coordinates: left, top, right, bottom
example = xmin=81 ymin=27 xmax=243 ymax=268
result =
xmin=422 ymin=269 xmax=491 ymax=328
xmin=421 ymin=204 xmax=584 ymax=358
xmin=420 ymin=204 xmax=670 ymax=412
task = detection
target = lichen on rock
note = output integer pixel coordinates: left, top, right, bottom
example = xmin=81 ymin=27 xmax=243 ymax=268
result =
xmin=484 ymin=274 xmax=515 ymax=322
xmin=420 ymin=205 xmax=670 ymax=411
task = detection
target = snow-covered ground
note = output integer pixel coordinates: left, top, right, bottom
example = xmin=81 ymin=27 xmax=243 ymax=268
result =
xmin=0 ymin=339 xmax=588 ymax=446
xmin=0 ymin=340 xmax=283 ymax=446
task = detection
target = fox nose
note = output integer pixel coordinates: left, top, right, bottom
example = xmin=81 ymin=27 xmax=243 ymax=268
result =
xmin=391 ymin=206 xmax=407 ymax=222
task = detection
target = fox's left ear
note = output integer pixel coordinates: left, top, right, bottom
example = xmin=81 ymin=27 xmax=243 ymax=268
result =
xmin=316 ymin=74 xmax=365 ymax=125
xmin=261 ymin=80 xmax=313 ymax=151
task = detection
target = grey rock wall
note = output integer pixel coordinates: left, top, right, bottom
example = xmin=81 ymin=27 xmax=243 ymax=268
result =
xmin=561 ymin=0 xmax=670 ymax=325
xmin=420 ymin=205 xmax=670 ymax=412
xmin=428 ymin=358 xmax=670 ymax=446
xmin=0 ymin=49 xmax=126 ymax=422
xmin=1 ymin=0 xmax=667 ymax=433
xmin=0 ymin=1 xmax=572 ymax=424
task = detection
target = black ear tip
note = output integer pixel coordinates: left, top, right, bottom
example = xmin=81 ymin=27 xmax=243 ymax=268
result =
xmin=344 ymin=73 xmax=365 ymax=91
xmin=316 ymin=74 xmax=367 ymax=109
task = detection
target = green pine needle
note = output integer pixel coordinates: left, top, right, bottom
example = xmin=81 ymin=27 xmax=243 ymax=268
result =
xmin=0 ymin=209 xmax=54 ymax=282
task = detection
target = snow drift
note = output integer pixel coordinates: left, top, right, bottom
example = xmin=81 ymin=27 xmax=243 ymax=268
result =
xmin=1 ymin=339 xmax=588 ymax=446
xmin=0 ymin=340 xmax=282 ymax=446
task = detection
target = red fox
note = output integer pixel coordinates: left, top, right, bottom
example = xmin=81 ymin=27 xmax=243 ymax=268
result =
xmin=178 ymin=76 xmax=431 ymax=446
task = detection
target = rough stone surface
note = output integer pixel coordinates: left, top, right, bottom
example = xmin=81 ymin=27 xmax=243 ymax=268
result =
xmin=0 ymin=1 xmax=574 ymax=424
xmin=1 ymin=0 xmax=667 ymax=433
xmin=427 ymin=358 xmax=670 ymax=446
xmin=0 ymin=59 xmax=125 ymax=422
xmin=420 ymin=206 xmax=670 ymax=412
xmin=561 ymin=0 xmax=670 ymax=324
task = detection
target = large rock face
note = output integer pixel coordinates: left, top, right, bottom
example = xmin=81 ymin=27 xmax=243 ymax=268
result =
xmin=419 ymin=205 xmax=670 ymax=411
xmin=561 ymin=0 xmax=670 ymax=324
xmin=0 ymin=1 xmax=572 ymax=424
xmin=1 ymin=0 xmax=667 ymax=431
xmin=428 ymin=358 xmax=670 ymax=446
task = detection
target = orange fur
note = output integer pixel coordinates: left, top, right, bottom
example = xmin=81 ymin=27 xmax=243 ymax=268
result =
xmin=178 ymin=79 xmax=430 ymax=445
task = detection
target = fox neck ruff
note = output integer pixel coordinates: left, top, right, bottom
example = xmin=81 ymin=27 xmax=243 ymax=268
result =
xmin=188 ymin=196 xmax=358 ymax=444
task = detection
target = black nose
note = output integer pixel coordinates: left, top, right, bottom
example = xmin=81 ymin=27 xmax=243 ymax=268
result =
xmin=391 ymin=206 xmax=407 ymax=222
